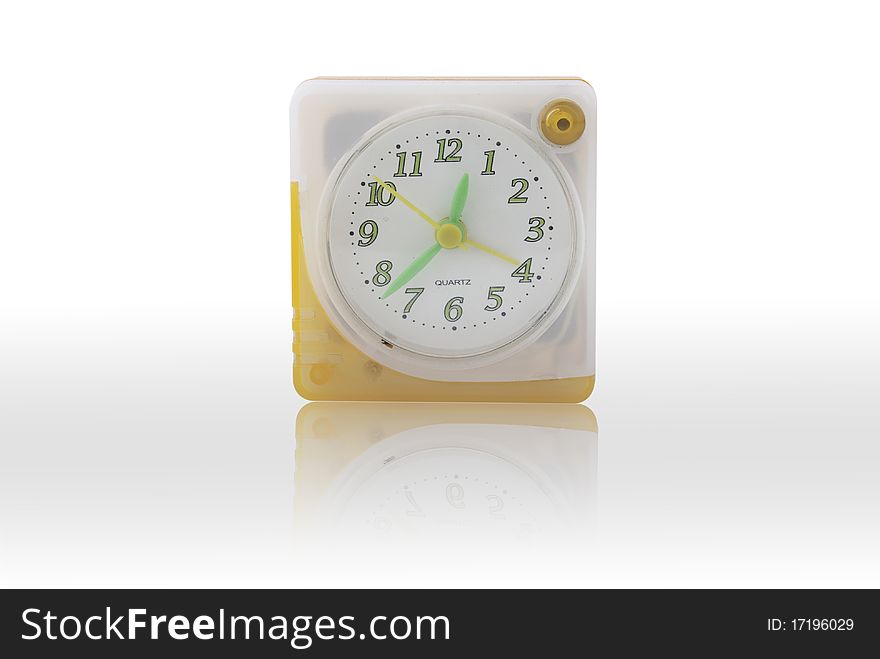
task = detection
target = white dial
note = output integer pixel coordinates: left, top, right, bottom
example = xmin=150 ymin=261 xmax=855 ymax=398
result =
xmin=323 ymin=108 xmax=580 ymax=360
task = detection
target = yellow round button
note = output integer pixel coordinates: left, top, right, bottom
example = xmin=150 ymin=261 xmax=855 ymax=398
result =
xmin=539 ymin=99 xmax=586 ymax=146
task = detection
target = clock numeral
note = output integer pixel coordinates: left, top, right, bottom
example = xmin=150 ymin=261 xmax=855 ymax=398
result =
xmin=403 ymin=287 xmax=424 ymax=314
xmin=446 ymin=482 xmax=465 ymax=509
xmin=481 ymin=149 xmax=496 ymax=175
xmin=443 ymin=296 xmax=464 ymax=322
xmin=511 ymin=258 xmax=534 ymax=283
xmin=366 ymin=180 xmax=396 ymax=206
xmin=484 ymin=286 xmax=505 ymax=311
xmin=524 ymin=216 xmax=545 ymax=242
xmin=487 ymin=495 xmax=506 ymax=519
xmin=508 ymin=177 xmax=529 ymax=204
xmin=434 ymin=137 xmax=462 ymax=162
xmin=394 ymin=151 xmax=423 ymax=177
xmin=372 ymin=260 xmax=393 ymax=286
xmin=357 ymin=219 xmax=378 ymax=247
xmin=404 ymin=490 xmax=426 ymax=517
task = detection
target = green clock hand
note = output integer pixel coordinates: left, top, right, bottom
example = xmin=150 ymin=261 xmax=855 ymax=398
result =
xmin=434 ymin=173 xmax=469 ymax=249
xmin=383 ymin=174 xmax=472 ymax=298
xmin=449 ymin=173 xmax=469 ymax=227
xmin=382 ymin=242 xmax=442 ymax=298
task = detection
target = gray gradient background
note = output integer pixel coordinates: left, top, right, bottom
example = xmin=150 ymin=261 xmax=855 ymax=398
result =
xmin=1 ymin=1 xmax=879 ymax=588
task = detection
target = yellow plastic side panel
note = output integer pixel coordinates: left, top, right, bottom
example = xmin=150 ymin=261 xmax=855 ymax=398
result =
xmin=291 ymin=183 xmax=594 ymax=402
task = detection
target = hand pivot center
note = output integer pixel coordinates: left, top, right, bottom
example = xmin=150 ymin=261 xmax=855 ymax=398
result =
xmin=435 ymin=221 xmax=465 ymax=249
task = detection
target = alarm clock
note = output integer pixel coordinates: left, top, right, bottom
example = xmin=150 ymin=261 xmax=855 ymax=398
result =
xmin=293 ymin=402 xmax=597 ymax=552
xmin=290 ymin=78 xmax=596 ymax=401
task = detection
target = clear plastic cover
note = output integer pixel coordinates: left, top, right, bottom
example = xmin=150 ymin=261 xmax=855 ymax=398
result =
xmin=290 ymin=78 xmax=595 ymax=385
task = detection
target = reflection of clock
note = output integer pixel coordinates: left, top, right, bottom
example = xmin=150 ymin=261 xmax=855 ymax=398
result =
xmin=333 ymin=437 xmax=567 ymax=544
xmin=293 ymin=403 xmax=597 ymax=549
xmin=290 ymin=78 xmax=596 ymax=402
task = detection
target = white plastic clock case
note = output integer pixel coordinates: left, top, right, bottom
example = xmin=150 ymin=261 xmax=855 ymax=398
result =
xmin=290 ymin=79 xmax=596 ymax=384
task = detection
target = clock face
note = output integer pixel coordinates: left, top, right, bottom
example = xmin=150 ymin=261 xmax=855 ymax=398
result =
xmin=322 ymin=109 xmax=580 ymax=359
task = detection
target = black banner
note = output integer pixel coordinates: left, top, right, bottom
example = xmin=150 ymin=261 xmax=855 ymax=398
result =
xmin=1 ymin=589 xmax=875 ymax=656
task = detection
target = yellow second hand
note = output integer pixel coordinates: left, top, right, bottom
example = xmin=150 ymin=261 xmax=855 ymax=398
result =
xmin=464 ymin=238 xmax=520 ymax=266
xmin=370 ymin=176 xmax=519 ymax=266
xmin=371 ymin=176 xmax=437 ymax=228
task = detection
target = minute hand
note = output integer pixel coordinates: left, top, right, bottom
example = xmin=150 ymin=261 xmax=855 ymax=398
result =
xmin=382 ymin=243 xmax=442 ymax=299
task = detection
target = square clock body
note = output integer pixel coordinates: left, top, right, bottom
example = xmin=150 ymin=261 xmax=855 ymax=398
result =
xmin=290 ymin=78 xmax=596 ymax=402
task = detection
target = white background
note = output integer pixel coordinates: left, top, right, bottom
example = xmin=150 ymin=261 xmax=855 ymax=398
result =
xmin=1 ymin=0 xmax=879 ymax=588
